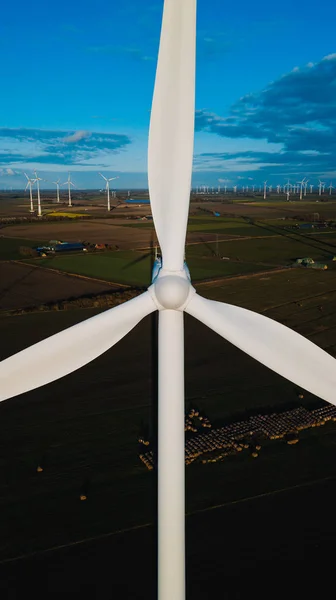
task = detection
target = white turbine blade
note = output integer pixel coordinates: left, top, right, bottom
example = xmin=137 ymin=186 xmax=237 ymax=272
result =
xmin=25 ymin=182 xmax=30 ymax=191
xmin=148 ymin=0 xmax=196 ymax=272
xmin=0 ymin=292 xmax=156 ymax=402
xmin=99 ymin=172 xmax=107 ymax=181
xmin=24 ymin=172 xmax=30 ymax=181
xmin=70 ymin=181 xmax=75 ymax=187
xmin=185 ymin=294 xmax=336 ymax=404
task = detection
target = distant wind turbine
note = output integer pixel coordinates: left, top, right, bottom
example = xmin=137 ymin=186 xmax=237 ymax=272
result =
xmin=24 ymin=173 xmax=35 ymax=213
xmin=318 ymin=180 xmax=324 ymax=196
xmin=329 ymin=182 xmax=334 ymax=196
xmin=98 ymin=173 xmax=119 ymax=211
xmin=52 ymin=179 xmax=61 ymax=203
xmin=263 ymin=180 xmax=267 ymax=200
xmin=62 ymin=173 xmax=75 ymax=207
xmin=297 ymin=178 xmax=307 ymax=201
xmin=33 ymin=170 xmax=43 ymax=217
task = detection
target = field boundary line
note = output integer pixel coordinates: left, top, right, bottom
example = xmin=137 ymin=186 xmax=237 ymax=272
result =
xmin=195 ymin=266 xmax=290 ymax=287
xmin=1 ymin=473 xmax=335 ymax=565
xmin=10 ymin=260 xmax=131 ymax=289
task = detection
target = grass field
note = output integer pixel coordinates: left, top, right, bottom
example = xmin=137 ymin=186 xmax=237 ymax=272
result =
xmin=0 ymin=236 xmax=46 ymax=260
xmin=23 ymin=250 xmax=270 ymax=286
xmin=12 ymin=220 xmax=336 ymax=289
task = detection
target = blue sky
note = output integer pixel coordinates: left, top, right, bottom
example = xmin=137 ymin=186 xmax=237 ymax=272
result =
xmin=1 ymin=0 xmax=336 ymax=189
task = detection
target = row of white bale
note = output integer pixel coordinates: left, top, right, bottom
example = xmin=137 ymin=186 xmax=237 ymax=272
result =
xmin=139 ymin=404 xmax=336 ymax=470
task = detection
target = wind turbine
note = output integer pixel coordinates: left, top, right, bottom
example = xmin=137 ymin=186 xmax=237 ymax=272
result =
xmin=24 ymin=173 xmax=35 ymax=213
xmin=297 ymin=178 xmax=307 ymax=201
xmin=52 ymin=179 xmax=61 ymax=203
xmin=1 ymin=3 xmax=336 ymax=600
xmin=318 ymin=180 xmax=324 ymax=196
xmin=310 ymin=184 xmax=313 ymax=194
xmin=263 ymin=180 xmax=267 ymax=200
xmin=62 ymin=172 xmax=75 ymax=207
xmin=98 ymin=173 xmax=119 ymax=211
xmin=304 ymin=179 xmax=309 ymax=196
xmin=33 ymin=170 xmax=43 ymax=217
xmin=329 ymin=182 xmax=334 ymax=196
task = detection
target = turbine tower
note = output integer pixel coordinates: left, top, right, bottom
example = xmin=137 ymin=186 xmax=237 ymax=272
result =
xmin=24 ymin=172 xmax=35 ymax=213
xmin=263 ymin=180 xmax=267 ymax=200
xmin=329 ymin=182 xmax=334 ymax=196
xmin=297 ymin=178 xmax=307 ymax=201
xmin=52 ymin=179 xmax=61 ymax=203
xmin=63 ymin=172 xmax=75 ymax=207
xmin=98 ymin=173 xmax=119 ymax=211
xmin=318 ymin=180 xmax=324 ymax=196
xmin=33 ymin=170 xmax=43 ymax=217
xmin=1 ymin=3 xmax=336 ymax=600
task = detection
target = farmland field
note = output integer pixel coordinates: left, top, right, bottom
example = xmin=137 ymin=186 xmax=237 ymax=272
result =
xmin=1 ymin=279 xmax=336 ymax=595
xmin=1 ymin=196 xmax=336 ymax=596
xmin=24 ymin=250 xmax=271 ymax=286
xmin=0 ymin=262 xmax=119 ymax=311
xmin=0 ymin=236 xmax=46 ymax=260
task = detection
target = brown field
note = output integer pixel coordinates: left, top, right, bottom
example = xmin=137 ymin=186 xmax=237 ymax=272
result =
xmin=192 ymin=199 xmax=336 ymax=220
xmin=0 ymin=221 xmax=235 ymax=249
xmin=0 ymin=263 xmax=119 ymax=311
xmin=1 ymin=222 xmax=153 ymax=248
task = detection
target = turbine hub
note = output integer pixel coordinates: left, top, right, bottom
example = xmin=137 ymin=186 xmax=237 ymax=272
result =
xmin=152 ymin=273 xmax=192 ymax=310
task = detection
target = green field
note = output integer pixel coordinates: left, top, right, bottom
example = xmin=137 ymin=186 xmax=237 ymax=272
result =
xmin=0 ymin=236 xmax=45 ymax=260
xmin=187 ymin=230 xmax=336 ymax=265
xmin=17 ymin=223 xmax=336 ymax=287
xmin=24 ymin=250 xmax=270 ymax=286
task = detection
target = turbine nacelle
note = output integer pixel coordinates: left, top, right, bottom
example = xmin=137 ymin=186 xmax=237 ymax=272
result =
xmin=150 ymin=266 xmax=194 ymax=311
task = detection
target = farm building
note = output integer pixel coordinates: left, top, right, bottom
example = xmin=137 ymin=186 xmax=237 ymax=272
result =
xmin=125 ymin=198 xmax=150 ymax=204
xmin=36 ymin=242 xmax=85 ymax=254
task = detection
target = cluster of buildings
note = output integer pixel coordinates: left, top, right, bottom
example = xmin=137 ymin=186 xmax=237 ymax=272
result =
xmin=139 ymin=403 xmax=336 ymax=470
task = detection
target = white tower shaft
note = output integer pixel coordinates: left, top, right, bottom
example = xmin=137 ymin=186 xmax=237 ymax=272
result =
xmin=36 ymin=180 xmax=42 ymax=217
xmin=29 ymin=183 xmax=34 ymax=212
xmin=107 ymin=184 xmax=110 ymax=211
xmin=158 ymin=309 xmax=185 ymax=600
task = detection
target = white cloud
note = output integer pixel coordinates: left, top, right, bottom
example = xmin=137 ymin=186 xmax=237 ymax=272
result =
xmin=63 ymin=130 xmax=91 ymax=143
xmin=323 ymin=53 xmax=336 ymax=61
